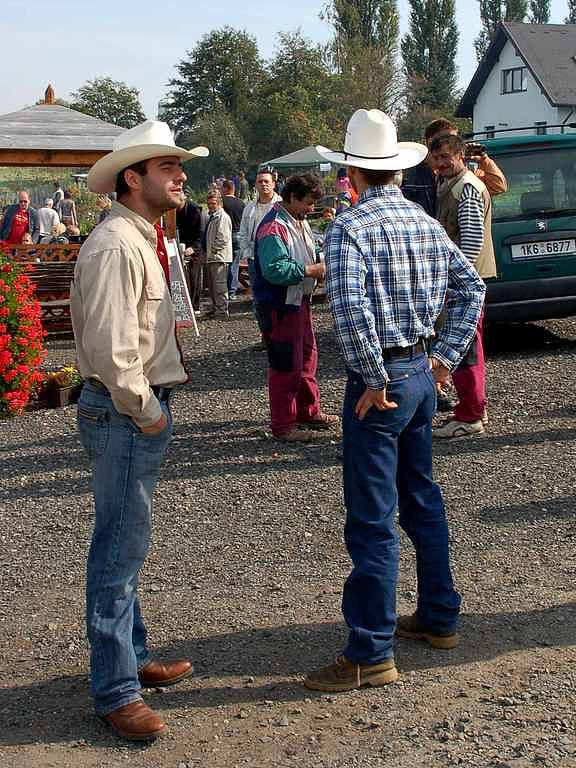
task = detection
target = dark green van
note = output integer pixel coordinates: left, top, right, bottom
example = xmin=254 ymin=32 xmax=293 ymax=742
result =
xmin=483 ymin=132 xmax=576 ymax=322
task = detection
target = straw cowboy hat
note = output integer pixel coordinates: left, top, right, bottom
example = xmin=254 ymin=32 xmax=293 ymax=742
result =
xmin=316 ymin=109 xmax=427 ymax=171
xmin=88 ymin=120 xmax=209 ymax=193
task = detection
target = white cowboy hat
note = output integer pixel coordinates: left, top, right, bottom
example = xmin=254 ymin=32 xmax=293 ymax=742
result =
xmin=316 ymin=109 xmax=427 ymax=171
xmin=88 ymin=120 xmax=209 ymax=193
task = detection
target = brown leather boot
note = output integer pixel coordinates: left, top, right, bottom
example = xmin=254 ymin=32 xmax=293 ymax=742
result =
xmin=101 ymin=700 xmax=166 ymax=741
xmin=138 ymin=658 xmax=194 ymax=688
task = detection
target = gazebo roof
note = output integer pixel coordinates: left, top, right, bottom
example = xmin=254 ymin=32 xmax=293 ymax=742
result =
xmin=0 ymin=85 xmax=124 ymax=167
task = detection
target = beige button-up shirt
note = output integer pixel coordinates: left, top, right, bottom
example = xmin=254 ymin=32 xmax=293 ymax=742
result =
xmin=71 ymin=201 xmax=187 ymax=427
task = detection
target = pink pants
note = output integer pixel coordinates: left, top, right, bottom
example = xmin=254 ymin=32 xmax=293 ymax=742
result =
xmin=453 ymin=309 xmax=486 ymax=423
xmin=265 ymin=300 xmax=321 ymax=436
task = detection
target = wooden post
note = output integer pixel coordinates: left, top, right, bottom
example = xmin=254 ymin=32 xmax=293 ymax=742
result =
xmin=164 ymin=209 xmax=177 ymax=239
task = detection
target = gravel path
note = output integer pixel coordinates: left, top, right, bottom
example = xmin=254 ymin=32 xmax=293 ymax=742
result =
xmin=0 ymin=299 xmax=574 ymax=768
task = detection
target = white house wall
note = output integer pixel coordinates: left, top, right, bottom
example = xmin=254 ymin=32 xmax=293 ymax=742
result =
xmin=473 ymin=39 xmax=576 ymax=137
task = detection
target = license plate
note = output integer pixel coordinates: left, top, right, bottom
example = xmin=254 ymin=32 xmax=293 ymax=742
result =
xmin=510 ymin=239 xmax=576 ymax=260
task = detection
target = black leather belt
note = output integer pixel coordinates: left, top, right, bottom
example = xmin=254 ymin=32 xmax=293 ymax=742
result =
xmin=87 ymin=378 xmax=172 ymax=402
xmin=382 ymin=339 xmax=427 ymax=361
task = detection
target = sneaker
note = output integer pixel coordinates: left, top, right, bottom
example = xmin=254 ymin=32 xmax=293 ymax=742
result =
xmin=304 ymin=655 xmax=398 ymax=692
xmin=433 ymin=419 xmax=484 ymax=439
xmin=396 ymin=614 xmax=459 ymax=649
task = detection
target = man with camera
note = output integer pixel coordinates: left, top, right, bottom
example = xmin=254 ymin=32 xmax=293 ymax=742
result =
xmin=402 ymin=118 xmax=507 ymax=218
xmin=429 ymin=133 xmax=496 ymax=439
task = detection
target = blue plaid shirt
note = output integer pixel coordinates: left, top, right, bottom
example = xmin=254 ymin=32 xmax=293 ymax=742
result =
xmin=324 ymin=184 xmax=485 ymax=389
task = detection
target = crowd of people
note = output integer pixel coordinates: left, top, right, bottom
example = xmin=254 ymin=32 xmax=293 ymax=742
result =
xmin=7 ymin=110 xmax=506 ymax=742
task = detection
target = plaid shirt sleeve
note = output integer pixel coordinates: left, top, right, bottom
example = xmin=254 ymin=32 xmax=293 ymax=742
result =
xmin=430 ymin=236 xmax=486 ymax=370
xmin=325 ymin=221 xmax=389 ymax=389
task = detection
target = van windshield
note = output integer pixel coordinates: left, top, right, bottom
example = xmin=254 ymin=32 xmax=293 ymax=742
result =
xmin=491 ymin=148 xmax=576 ymax=222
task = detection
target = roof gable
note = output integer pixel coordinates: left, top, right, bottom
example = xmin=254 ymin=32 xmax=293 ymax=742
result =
xmin=456 ymin=22 xmax=576 ymax=118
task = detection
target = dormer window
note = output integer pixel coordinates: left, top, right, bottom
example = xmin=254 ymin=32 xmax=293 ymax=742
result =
xmin=502 ymin=67 xmax=527 ymax=94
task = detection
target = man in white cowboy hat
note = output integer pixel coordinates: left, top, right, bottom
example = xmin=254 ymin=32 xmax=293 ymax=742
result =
xmin=304 ymin=110 xmax=485 ymax=692
xmin=71 ymin=120 xmax=208 ymax=740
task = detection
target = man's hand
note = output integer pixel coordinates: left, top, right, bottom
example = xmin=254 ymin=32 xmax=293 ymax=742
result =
xmin=355 ymin=386 xmax=398 ymax=421
xmin=305 ymin=262 xmax=326 ymax=280
xmin=184 ymin=247 xmax=194 ymax=257
xmin=139 ymin=412 xmax=168 ymax=435
xmin=430 ymin=357 xmax=451 ymax=386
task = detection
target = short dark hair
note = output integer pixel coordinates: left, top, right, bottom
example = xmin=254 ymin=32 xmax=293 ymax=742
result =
xmin=355 ymin=168 xmax=397 ymax=187
xmin=281 ymin=173 xmax=323 ymax=204
xmin=115 ymin=160 xmax=149 ymax=198
xmin=425 ymin=118 xmax=457 ymax=143
xmin=429 ymin=134 xmax=465 ymax=155
xmin=222 ymin=180 xmax=235 ymax=194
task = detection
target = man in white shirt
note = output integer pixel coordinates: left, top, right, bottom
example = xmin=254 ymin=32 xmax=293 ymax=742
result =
xmin=37 ymin=198 xmax=60 ymax=242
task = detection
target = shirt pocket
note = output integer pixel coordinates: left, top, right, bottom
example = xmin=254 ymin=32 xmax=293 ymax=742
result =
xmin=143 ymin=274 xmax=167 ymax=330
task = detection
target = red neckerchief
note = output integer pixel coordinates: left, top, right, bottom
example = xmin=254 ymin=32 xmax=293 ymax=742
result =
xmin=154 ymin=222 xmax=171 ymax=289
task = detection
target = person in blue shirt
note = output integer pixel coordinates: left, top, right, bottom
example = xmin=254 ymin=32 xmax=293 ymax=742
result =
xmin=304 ymin=109 xmax=485 ymax=692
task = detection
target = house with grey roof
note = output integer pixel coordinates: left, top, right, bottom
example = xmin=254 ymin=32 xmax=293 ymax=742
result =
xmin=456 ymin=23 xmax=576 ymax=138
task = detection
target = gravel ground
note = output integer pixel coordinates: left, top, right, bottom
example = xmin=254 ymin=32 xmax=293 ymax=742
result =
xmin=0 ymin=298 xmax=575 ymax=768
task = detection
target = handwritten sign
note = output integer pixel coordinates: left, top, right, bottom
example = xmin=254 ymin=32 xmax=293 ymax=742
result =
xmin=164 ymin=237 xmax=199 ymax=335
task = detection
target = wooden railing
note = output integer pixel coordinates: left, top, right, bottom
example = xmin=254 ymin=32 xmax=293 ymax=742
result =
xmin=3 ymin=244 xmax=80 ymax=333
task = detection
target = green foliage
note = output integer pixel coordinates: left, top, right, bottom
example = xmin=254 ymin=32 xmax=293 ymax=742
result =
xmin=566 ymin=0 xmax=576 ymax=22
xmin=248 ymin=31 xmax=341 ymax=162
xmin=324 ymin=0 xmax=402 ymax=114
xmin=402 ymin=0 xmax=459 ymax=111
xmin=475 ymin=0 xmax=527 ymax=61
xmin=162 ymin=27 xmax=264 ymax=135
xmin=70 ymin=77 xmax=146 ymax=129
xmin=529 ymin=0 xmax=550 ymax=22
xmin=180 ymin=107 xmax=247 ymax=185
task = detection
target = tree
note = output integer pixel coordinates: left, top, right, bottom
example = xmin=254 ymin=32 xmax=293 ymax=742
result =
xmin=474 ymin=1 xmax=527 ymax=61
xmin=566 ymin=0 xmax=576 ymax=22
xmin=162 ymin=27 xmax=264 ymax=135
xmin=248 ymin=31 xmax=340 ymax=162
xmin=70 ymin=77 xmax=145 ymax=128
xmin=401 ymin=0 xmax=459 ymax=111
xmin=180 ymin=107 xmax=247 ymax=184
xmin=323 ymin=0 xmax=403 ymax=114
xmin=529 ymin=0 xmax=550 ymax=22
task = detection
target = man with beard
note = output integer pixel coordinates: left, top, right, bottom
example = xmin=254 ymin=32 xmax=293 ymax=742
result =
xmin=71 ymin=121 xmax=208 ymax=741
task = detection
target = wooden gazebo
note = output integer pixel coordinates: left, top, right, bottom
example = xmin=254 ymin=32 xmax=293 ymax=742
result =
xmin=0 ymin=86 xmax=124 ymax=331
xmin=0 ymin=85 xmax=124 ymax=167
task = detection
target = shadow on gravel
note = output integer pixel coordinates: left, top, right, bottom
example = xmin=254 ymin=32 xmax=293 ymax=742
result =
xmin=478 ymin=494 xmax=575 ymax=523
xmin=2 ymin=604 xmax=574 ymax=747
xmin=433 ymin=426 xmax=576 ymax=457
xmin=485 ymin=322 xmax=576 ymax=358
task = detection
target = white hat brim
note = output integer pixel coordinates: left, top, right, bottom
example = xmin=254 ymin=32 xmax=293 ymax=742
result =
xmin=88 ymin=144 xmax=209 ymax=193
xmin=315 ymin=142 xmax=428 ymax=171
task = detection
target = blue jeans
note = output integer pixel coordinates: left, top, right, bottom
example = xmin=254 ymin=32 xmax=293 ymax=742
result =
xmin=228 ymin=232 xmax=241 ymax=297
xmin=77 ymin=381 xmax=173 ymax=715
xmin=342 ymin=353 xmax=461 ymax=664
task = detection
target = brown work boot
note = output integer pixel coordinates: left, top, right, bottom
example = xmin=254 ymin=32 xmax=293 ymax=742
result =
xmin=101 ymin=700 xmax=166 ymax=741
xmin=138 ymin=658 xmax=194 ymax=688
xmin=298 ymin=412 xmax=340 ymax=431
xmin=396 ymin=613 xmax=459 ymax=649
xmin=304 ymin=655 xmax=398 ymax=692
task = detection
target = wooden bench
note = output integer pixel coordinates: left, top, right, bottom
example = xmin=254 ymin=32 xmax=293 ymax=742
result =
xmin=6 ymin=244 xmax=80 ymax=334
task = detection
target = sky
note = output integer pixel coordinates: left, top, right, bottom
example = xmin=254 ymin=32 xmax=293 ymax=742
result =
xmin=0 ymin=0 xmax=572 ymax=120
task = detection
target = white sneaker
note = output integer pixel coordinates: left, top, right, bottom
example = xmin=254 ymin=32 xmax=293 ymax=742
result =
xmin=433 ymin=419 xmax=485 ymax=439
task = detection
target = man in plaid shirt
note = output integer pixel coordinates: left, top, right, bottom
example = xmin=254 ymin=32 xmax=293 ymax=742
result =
xmin=304 ymin=109 xmax=485 ymax=692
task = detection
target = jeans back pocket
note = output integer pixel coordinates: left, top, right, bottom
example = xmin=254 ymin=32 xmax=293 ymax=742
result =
xmin=77 ymin=403 xmax=110 ymax=460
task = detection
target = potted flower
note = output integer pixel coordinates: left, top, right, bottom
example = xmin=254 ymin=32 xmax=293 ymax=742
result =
xmin=43 ymin=365 xmax=83 ymax=408
xmin=0 ymin=252 xmax=46 ymax=418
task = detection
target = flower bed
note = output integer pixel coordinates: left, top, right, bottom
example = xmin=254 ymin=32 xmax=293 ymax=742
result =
xmin=0 ymin=252 xmax=47 ymax=417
